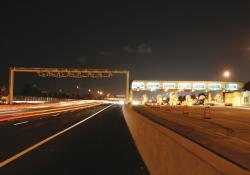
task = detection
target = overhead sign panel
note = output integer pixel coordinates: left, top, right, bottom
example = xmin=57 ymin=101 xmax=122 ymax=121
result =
xmin=225 ymin=83 xmax=238 ymax=91
xmin=147 ymin=82 xmax=160 ymax=91
xmin=208 ymin=83 xmax=222 ymax=90
xmin=178 ymin=82 xmax=191 ymax=89
xmin=193 ymin=83 xmax=206 ymax=90
xmin=131 ymin=82 xmax=145 ymax=90
xmin=163 ymin=82 xmax=176 ymax=89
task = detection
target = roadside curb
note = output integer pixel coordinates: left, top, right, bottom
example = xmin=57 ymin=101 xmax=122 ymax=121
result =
xmin=123 ymin=105 xmax=250 ymax=175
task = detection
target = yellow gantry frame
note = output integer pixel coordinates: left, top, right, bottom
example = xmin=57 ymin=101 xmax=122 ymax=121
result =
xmin=8 ymin=67 xmax=130 ymax=104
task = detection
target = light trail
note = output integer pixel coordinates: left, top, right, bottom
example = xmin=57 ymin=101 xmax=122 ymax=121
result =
xmin=0 ymin=102 xmax=104 ymax=122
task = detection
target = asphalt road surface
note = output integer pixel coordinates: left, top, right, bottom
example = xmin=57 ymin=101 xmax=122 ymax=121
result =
xmin=0 ymin=104 xmax=148 ymax=175
xmin=133 ymin=105 xmax=250 ymax=171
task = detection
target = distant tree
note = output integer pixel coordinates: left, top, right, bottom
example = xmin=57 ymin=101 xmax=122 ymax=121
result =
xmin=191 ymin=94 xmax=196 ymax=100
xmin=198 ymin=95 xmax=206 ymax=105
xmin=166 ymin=97 xmax=170 ymax=103
xmin=198 ymin=93 xmax=206 ymax=97
xmin=178 ymin=96 xmax=185 ymax=102
xmin=21 ymin=83 xmax=42 ymax=97
xmin=0 ymin=85 xmax=8 ymax=97
xmin=243 ymin=81 xmax=250 ymax=91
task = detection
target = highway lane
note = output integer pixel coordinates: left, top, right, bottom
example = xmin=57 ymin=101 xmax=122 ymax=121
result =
xmin=133 ymin=105 xmax=250 ymax=171
xmin=0 ymin=101 xmax=104 ymax=122
xmin=0 ymin=105 xmax=148 ymax=175
xmin=0 ymin=104 xmax=107 ymax=163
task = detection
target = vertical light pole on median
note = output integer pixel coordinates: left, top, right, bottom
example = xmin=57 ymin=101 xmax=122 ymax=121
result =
xmin=8 ymin=68 xmax=14 ymax=104
xmin=126 ymin=71 xmax=130 ymax=104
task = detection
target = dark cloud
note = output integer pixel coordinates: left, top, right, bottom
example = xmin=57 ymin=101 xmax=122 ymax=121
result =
xmin=137 ymin=43 xmax=152 ymax=54
xmin=76 ymin=56 xmax=87 ymax=64
xmin=123 ymin=44 xmax=152 ymax=54
xmin=123 ymin=46 xmax=134 ymax=53
xmin=99 ymin=51 xmax=113 ymax=56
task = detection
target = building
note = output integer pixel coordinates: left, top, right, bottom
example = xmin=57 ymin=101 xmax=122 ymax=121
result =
xmin=224 ymin=91 xmax=250 ymax=106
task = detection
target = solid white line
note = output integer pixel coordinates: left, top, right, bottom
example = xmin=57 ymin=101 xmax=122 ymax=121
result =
xmin=0 ymin=104 xmax=112 ymax=168
xmin=13 ymin=121 xmax=29 ymax=126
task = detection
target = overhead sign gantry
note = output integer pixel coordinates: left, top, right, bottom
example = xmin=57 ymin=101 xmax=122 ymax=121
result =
xmin=8 ymin=67 xmax=130 ymax=104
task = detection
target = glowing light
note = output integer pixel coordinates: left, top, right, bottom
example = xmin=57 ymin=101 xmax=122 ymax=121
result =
xmin=132 ymin=100 xmax=140 ymax=105
xmin=147 ymin=82 xmax=160 ymax=91
xmin=178 ymin=83 xmax=191 ymax=89
xmin=193 ymin=83 xmax=205 ymax=90
xmin=208 ymin=83 xmax=222 ymax=90
xmin=223 ymin=71 xmax=231 ymax=78
xmin=97 ymin=91 xmax=103 ymax=95
xmin=131 ymin=82 xmax=145 ymax=90
xmin=118 ymin=100 xmax=124 ymax=105
xmin=226 ymin=83 xmax=238 ymax=91
xmin=163 ymin=82 xmax=176 ymax=89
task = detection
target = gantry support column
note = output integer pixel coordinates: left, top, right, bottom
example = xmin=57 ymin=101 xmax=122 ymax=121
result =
xmin=219 ymin=90 xmax=224 ymax=103
xmin=169 ymin=91 xmax=173 ymax=104
xmin=8 ymin=68 xmax=14 ymax=104
xmin=208 ymin=91 xmax=212 ymax=102
xmin=125 ymin=71 xmax=130 ymax=104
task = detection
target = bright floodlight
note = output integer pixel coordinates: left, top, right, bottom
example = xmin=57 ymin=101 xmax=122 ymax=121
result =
xmin=223 ymin=71 xmax=231 ymax=78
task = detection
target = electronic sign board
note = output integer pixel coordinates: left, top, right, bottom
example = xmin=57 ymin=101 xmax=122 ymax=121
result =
xmin=193 ymin=83 xmax=206 ymax=90
xmin=208 ymin=84 xmax=221 ymax=90
xmin=131 ymin=82 xmax=145 ymax=90
xmin=163 ymin=82 xmax=176 ymax=89
xmin=178 ymin=82 xmax=191 ymax=89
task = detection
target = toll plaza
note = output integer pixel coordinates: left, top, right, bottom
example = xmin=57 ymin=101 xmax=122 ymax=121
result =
xmin=130 ymin=80 xmax=244 ymax=105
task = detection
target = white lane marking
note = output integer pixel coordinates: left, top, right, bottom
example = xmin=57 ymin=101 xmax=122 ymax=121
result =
xmin=13 ymin=121 xmax=29 ymax=126
xmin=52 ymin=113 xmax=60 ymax=117
xmin=214 ymin=132 xmax=226 ymax=137
xmin=0 ymin=104 xmax=112 ymax=168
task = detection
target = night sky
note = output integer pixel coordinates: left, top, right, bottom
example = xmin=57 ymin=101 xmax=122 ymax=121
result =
xmin=1 ymin=1 xmax=250 ymax=94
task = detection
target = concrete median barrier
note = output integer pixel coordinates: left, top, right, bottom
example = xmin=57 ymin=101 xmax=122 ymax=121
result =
xmin=123 ymin=105 xmax=249 ymax=175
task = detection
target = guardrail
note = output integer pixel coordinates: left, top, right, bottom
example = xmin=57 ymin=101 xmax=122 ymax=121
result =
xmin=13 ymin=96 xmax=73 ymax=103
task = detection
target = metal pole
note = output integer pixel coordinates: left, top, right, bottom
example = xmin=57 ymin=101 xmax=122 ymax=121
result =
xmin=8 ymin=68 xmax=14 ymax=104
xmin=125 ymin=71 xmax=130 ymax=104
xmin=208 ymin=91 xmax=212 ymax=102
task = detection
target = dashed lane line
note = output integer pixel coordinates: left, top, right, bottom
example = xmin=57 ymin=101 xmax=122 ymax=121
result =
xmin=13 ymin=121 xmax=29 ymax=126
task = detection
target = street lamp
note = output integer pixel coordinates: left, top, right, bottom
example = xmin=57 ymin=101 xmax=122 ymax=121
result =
xmin=97 ymin=90 xmax=103 ymax=95
xmin=223 ymin=70 xmax=231 ymax=79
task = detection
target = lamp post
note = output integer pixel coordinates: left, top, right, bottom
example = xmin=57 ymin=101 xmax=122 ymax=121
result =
xmin=76 ymin=85 xmax=80 ymax=99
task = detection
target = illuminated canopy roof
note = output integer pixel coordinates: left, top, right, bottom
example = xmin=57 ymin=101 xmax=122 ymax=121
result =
xmin=131 ymin=80 xmax=243 ymax=91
